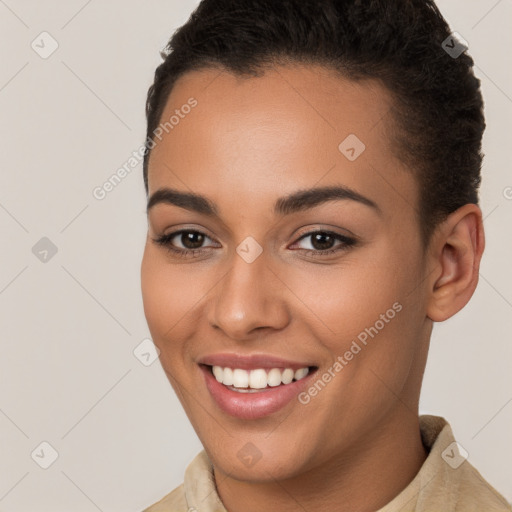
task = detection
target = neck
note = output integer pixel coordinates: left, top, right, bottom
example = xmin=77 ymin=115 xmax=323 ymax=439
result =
xmin=214 ymin=410 xmax=428 ymax=512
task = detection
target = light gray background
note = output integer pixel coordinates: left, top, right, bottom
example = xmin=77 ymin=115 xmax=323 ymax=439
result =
xmin=0 ymin=1 xmax=510 ymax=510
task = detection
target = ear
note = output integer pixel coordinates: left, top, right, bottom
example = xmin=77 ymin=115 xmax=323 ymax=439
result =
xmin=426 ymin=204 xmax=485 ymax=322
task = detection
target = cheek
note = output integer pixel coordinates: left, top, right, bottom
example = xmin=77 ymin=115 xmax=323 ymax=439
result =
xmin=281 ymin=246 xmax=423 ymax=388
xmin=281 ymin=253 xmax=407 ymax=344
xmin=140 ymin=246 xmax=206 ymax=352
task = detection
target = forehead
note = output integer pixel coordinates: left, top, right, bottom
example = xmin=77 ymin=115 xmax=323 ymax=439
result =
xmin=147 ymin=65 xmax=418 ymax=220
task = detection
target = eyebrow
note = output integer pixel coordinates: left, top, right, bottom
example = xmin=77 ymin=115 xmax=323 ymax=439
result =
xmin=146 ymin=185 xmax=381 ymax=216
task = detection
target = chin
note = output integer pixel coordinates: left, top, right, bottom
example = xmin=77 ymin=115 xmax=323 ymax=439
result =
xmin=206 ymin=444 xmax=310 ymax=483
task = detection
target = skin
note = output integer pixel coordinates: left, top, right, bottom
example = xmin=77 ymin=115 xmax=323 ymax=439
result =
xmin=141 ymin=64 xmax=484 ymax=512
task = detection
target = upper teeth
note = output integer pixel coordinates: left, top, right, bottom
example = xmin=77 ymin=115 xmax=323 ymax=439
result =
xmin=212 ymin=366 xmax=309 ymax=389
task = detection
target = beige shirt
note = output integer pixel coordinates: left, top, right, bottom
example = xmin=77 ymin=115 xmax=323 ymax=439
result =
xmin=144 ymin=415 xmax=511 ymax=511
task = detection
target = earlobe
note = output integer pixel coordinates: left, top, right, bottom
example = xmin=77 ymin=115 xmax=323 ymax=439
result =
xmin=426 ymin=204 xmax=485 ymax=322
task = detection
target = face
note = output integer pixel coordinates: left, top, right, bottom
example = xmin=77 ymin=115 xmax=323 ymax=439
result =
xmin=141 ymin=64 xmax=432 ymax=482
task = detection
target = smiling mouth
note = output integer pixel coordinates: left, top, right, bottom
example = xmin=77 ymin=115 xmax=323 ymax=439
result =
xmin=206 ymin=365 xmax=317 ymax=393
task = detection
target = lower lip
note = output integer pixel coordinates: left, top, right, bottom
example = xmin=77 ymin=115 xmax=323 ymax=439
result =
xmin=201 ymin=365 xmax=315 ymax=420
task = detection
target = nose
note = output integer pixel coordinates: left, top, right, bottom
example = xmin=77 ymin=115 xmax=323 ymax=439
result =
xmin=207 ymin=252 xmax=290 ymax=340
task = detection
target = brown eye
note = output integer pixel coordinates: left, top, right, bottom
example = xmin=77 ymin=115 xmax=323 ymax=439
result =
xmin=310 ymin=232 xmax=336 ymax=251
xmin=292 ymin=230 xmax=357 ymax=255
xmin=179 ymin=231 xmax=206 ymax=249
xmin=153 ymin=229 xmax=218 ymax=254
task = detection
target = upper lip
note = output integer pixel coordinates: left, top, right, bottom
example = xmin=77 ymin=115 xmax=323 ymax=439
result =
xmin=197 ymin=353 xmax=315 ymax=371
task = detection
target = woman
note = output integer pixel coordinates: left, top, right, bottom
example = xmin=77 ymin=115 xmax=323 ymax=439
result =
xmin=140 ymin=0 xmax=511 ymax=510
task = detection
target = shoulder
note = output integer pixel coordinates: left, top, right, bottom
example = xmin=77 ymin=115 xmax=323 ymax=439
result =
xmin=142 ymin=484 xmax=188 ymax=512
xmin=380 ymin=416 xmax=510 ymax=511
xmin=420 ymin=415 xmax=511 ymax=511
xmin=142 ymin=450 xmax=226 ymax=512
xmin=453 ymin=461 xmax=511 ymax=511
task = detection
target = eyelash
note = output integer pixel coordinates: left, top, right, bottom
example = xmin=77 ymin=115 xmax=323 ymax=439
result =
xmin=152 ymin=229 xmax=357 ymax=259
